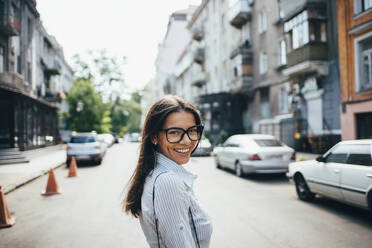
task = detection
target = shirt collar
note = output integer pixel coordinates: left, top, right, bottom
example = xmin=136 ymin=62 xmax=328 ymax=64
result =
xmin=156 ymin=152 xmax=197 ymax=189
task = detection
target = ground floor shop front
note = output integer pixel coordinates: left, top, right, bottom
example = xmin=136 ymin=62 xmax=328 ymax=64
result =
xmin=0 ymin=89 xmax=59 ymax=150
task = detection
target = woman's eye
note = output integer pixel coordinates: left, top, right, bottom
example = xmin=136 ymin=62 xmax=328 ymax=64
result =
xmin=168 ymin=130 xmax=180 ymax=135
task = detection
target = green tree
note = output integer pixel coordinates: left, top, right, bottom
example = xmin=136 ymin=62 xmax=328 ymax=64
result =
xmin=64 ymin=78 xmax=111 ymax=133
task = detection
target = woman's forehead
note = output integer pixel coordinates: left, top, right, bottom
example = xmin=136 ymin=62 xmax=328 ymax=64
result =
xmin=163 ymin=111 xmax=196 ymax=128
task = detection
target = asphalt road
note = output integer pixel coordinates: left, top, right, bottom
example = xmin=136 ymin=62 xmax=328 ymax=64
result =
xmin=1 ymin=142 xmax=371 ymax=248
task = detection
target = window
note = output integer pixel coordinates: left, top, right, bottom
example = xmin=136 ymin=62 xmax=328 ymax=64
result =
xmin=260 ymin=88 xmax=270 ymax=119
xmin=254 ymin=139 xmax=283 ymax=147
xmin=324 ymin=145 xmax=349 ymax=164
xmin=258 ymin=11 xmax=267 ymax=34
xmin=356 ymin=35 xmax=372 ymax=92
xmin=259 ymin=52 xmax=267 ymax=74
xmin=27 ymin=18 xmax=32 ymax=42
xmin=278 ymin=40 xmax=287 ymax=66
xmin=278 ymin=84 xmax=289 ymax=114
xmin=0 ymin=46 xmax=3 ymax=72
xmin=346 ymin=144 xmax=372 ymax=166
xmin=284 ymin=10 xmax=329 ymax=52
xmin=354 ymin=0 xmax=372 ymax=14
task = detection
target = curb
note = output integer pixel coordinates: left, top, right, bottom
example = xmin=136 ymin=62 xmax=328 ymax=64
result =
xmin=3 ymin=161 xmax=66 ymax=195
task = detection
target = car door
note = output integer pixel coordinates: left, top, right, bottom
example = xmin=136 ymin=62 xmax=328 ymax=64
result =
xmin=224 ymin=142 xmax=240 ymax=169
xmin=340 ymin=144 xmax=372 ymax=207
xmin=310 ymin=145 xmax=346 ymax=200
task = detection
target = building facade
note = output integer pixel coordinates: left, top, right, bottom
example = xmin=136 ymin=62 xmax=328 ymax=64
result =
xmin=337 ymin=0 xmax=372 ymax=140
xmin=153 ymin=0 xmax=342 ymax=152
xmin=0 ymin=0 xmax=73 ymax=150
xmin=280 ymin=0 xmax=341 ymax=153
xmin=154 ymin=7 xmax=196 ymax=99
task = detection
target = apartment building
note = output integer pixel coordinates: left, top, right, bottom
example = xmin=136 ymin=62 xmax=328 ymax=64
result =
xmin=279 ymin=0 xmax=341 ymax=153
xmin=0 ymin=0 xmax=73 ymax=150
xmin=185 ymin=0 xmax=252 ymax=141
xmin=248 ymin=0 xmax=293 ymax=146
xmin=154 ymin=7 xmax=196 ymax=99
xmin=337 ymin=0 xmax=372 ymax=139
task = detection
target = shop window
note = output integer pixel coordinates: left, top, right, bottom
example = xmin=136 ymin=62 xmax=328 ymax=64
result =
xmin=356 ymin=34 xmax=372 ymax=92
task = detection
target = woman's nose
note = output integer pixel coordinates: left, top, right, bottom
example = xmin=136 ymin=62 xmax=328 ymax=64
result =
xmin=179 ymin=132 xmax=192 ymax=144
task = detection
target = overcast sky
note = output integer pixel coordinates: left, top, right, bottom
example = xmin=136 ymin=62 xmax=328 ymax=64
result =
xmin=36 ymin=0 xmax=201 ymax=93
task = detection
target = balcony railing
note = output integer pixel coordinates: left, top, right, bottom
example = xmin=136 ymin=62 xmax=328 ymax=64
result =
xmin=287 ymin=42 xmax=328 ymax=68
xmin=0 ymin=13 xmax=21 ymax=36
xmin=193 ymin=48 xmax=205 ymax=64
xmin=192 ymin=27 xmax=203 ymax=41
xmin=228 ymin=0 xmax=251 ymax=28
xmin=191 ymin=71 xmax=207 ymax=87
xmin=230 ymin=41 xmax=253 ymax=64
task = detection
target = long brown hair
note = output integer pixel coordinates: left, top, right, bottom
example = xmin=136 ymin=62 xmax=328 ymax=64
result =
xmin=123 ymin=95 xmax=202 ymax=217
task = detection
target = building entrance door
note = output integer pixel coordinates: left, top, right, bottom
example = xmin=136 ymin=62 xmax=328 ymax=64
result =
xmin=356 ymin=112 xmax=372 ymax=139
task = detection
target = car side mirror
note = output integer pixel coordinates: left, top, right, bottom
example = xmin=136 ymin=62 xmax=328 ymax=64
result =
xmin=316 ymin=156 xmax=324 ymax=162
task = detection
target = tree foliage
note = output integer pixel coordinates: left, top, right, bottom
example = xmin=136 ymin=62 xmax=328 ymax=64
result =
xmin=65 ymin=50 xmax=141 ymax=135
xmin=64 ymin=78 xmax=111 ymax=133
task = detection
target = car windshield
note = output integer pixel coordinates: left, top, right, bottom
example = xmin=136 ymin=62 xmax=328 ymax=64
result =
xmin=254 ymin=139 xmax=283 ymax=147
xmin=70 ymin=136 xmax=96 ymax=143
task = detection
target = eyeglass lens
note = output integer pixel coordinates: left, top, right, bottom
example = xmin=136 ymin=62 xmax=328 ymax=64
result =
xmin=166 ymin=126 xmax=202 ymax=143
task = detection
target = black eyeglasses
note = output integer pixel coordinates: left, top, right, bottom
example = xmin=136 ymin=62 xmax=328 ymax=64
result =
xmin=160 ymin=125 xmax=204 ymax=143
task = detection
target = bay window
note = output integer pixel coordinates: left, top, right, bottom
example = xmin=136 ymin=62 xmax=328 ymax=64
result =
xmin=284 ymin=10 xmax=327 ymax=52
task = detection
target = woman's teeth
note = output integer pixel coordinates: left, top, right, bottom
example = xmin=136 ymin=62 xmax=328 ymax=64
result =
xmin=175 ymin=148 xmax=189 ymax=153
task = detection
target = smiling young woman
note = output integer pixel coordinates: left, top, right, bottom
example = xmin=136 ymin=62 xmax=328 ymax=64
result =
xmin=123 ymin=95 xmax=213 ymax=248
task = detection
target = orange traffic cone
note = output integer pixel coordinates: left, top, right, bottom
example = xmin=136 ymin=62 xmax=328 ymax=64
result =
xmin=41 ymin=169 xmax=61 ymax=195
xmin=67 ymin=157 xmax=78 ymax=177
xmin=0 ymin=186 xmax=16 ymax=228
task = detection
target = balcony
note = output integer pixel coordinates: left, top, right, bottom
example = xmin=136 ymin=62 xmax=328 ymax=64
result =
xmin=283 ymin=42 xmax=329 ymax=77
xmin=193 ymin=48 xmax=205 ymax=64
xmin=231 ymin=75 xmax=254 ymax=94
xmin=230 ymin=41 xmax=253 ymax=64
xmin=229 ymin=0 xmax=251 ymax=28
xmin=0 ymin=72 xmax=27 ymax=92
xmin=191 ymin=71 xmax=207 ymax=87
xmin=192 ymin=27 xmax=203 ymax=41
xmin=0 ymin=14 xmax=20 ymax=36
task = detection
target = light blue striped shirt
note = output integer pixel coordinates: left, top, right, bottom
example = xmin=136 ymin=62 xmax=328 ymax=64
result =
xmin=139 ymin=152 xmax=213 ymax=248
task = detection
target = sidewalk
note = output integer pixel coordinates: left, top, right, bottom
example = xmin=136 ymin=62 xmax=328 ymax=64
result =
xmin=0 ymin=145 xmax=67 ymax=194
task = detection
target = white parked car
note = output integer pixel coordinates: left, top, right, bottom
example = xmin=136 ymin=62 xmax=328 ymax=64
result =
xmin=288 ymin=140 xmax=372 ymax=214
xmin=67 ymin=133 xmax=105 ymax=165
xmin=214 ymin=134 xmax=296 ymax=177
xmin=192 ymin=138 xmax=213 ymax=156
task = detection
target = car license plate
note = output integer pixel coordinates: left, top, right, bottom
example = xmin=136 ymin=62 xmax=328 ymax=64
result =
xmin=76 ymin=155 xmax=90 ymax=159
xmin=267 ymin=154 xmax=283 ymax=160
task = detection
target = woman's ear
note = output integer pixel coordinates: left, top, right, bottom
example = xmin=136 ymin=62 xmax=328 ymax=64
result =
xmin=151 ymin=136 xmax=158 ymax=145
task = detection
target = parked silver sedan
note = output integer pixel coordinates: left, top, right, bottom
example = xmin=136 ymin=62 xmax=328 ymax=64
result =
xmin=214 ymin=134 xmax=296 ymax=177
xmin=67 ymin=133 xmax=105 ymax=165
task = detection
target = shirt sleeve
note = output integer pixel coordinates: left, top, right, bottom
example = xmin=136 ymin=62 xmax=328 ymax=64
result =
xmin=154 ymin=173 xmax=196 ymax=248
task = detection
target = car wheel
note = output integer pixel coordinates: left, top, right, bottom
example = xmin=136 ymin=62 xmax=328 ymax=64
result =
xmin=235 ymin=162 xmax=244 ymax=178
xmin=368 ymin=191 xmax=372 ymax=216
xmin=295 ymin=174 xmax=315 ymax=201
xmin=215 ymin=158 xmax=221 ymax=169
